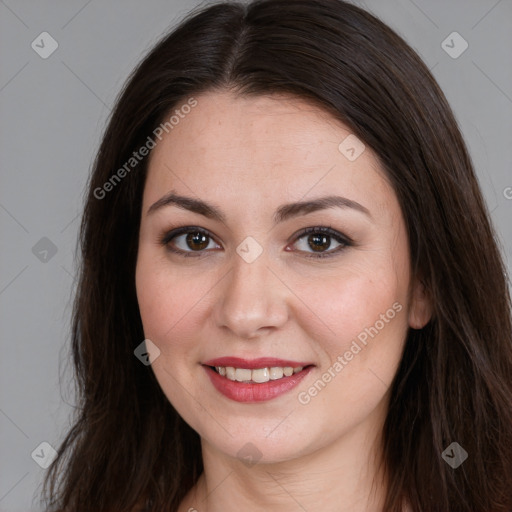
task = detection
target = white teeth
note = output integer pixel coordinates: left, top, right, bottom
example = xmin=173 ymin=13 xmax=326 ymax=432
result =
xmin=214 ymin=365 xmax=304 ymax=383
xmin=235 ymin=368 xmax=252 ymax=382
xmin=252 ymin=368 xmax=270 ymax=383
xmin=269 ymin=367 xmax=284 ymax=380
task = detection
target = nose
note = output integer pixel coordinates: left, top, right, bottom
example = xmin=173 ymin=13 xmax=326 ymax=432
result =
xmin=213 ymin=251 xmax=289 ymax=340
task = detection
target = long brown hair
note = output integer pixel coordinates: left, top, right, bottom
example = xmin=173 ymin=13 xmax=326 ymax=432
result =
xmin=42 ymin=1 xmax=512 ymax=510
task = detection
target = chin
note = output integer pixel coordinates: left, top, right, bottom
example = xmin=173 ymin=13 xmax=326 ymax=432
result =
xmin=192 ymin=411 xmax=331 ymax=466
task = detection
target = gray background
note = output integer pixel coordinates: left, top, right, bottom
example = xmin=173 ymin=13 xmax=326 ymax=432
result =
xmin=0 ymin=0 xmax=510 ymax=510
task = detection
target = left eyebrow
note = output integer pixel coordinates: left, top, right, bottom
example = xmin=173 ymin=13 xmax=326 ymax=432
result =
xmin=146 ymin=190 xmax=372 ymax=223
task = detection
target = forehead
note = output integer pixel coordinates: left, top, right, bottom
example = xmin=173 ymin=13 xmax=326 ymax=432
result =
xmin=144 ymin=91 xmax=395 ymax=219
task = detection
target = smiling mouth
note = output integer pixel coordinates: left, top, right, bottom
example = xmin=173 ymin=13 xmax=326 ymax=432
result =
xmin=203 ymin=359 xmax=315 ymax=402
xmin=209 ymin=365 xmax=312 ymax=383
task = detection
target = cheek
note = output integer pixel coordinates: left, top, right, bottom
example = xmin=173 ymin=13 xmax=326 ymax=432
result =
xmin=304 ymin=258 xmax=407 ymax=349
xmin=136 ymin=261 xmax=175 ymax=341
xmin=135 ymin=251 xmax=209 ymax=417
xmin=296 ymin=258 xmax=410 ymax=413
xmin=135 ymin=249 xmax=215 ymax=363
xmin=291 ymin=275 xmax=407 ymax=429
xmin=136 ymin=250 xmax=179 ymax=341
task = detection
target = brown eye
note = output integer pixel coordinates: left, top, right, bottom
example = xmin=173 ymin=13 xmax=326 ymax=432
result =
xmin=307 ymin=233 xmax=333 ymax=252
xmin=292 ymin=226 xmax=351 ymax=259
xmin=160 ymin=227 xmax=220 ymax=257
xmin=184 ymin=231 xmax=210 ymax=251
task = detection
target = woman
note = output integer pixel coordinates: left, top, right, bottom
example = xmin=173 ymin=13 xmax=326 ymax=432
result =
xmin=43 ymin=0 xmax=512 ymax=511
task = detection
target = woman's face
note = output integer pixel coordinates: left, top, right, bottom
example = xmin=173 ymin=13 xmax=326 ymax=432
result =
xmin=136 ymin=91 xmax=430 ymax=464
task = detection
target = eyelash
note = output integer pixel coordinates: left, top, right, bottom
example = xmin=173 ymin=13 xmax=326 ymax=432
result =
xmin=158 ymin=225 xmax=353 ymax=259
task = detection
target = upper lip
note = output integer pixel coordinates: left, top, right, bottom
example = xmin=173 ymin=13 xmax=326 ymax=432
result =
xmin=203 ymin=357 xmax=314 ymax=369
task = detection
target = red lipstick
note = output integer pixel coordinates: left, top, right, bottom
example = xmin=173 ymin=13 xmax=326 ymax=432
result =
xmin=202 ymin=357 xmax=314 ymax=403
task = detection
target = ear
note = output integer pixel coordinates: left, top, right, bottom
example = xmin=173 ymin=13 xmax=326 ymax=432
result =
xmin=408 ymin=278 xmax=432 ymax=329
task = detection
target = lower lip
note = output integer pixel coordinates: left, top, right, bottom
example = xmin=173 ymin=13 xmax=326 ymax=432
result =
xmin=203 ymin=365 xmax=313 ymax=403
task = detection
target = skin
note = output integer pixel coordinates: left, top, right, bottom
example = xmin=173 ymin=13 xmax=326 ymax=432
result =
xmin=135 ymin=91 xmax=431 ymax=512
